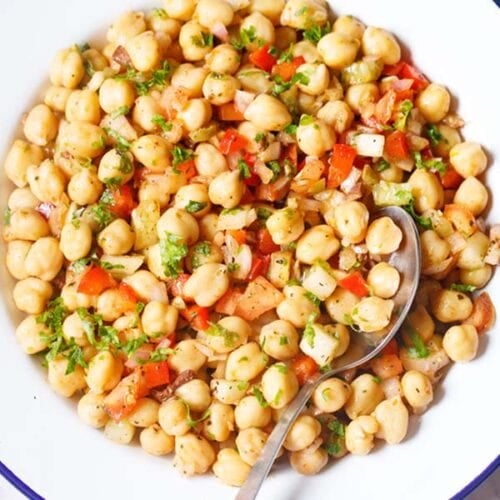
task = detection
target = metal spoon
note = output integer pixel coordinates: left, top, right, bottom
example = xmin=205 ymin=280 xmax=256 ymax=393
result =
xmin=235 ymin=206 xmax=421 ymax=500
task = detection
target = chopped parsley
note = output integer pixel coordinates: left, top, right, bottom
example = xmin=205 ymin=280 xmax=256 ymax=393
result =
xmin=272 ymin=72 xmax=309 ymax=95
xmin=151 ymin=114 xmax=173 ymax=132
xmin=275 ymin=363 xmax=288 ymax=374
xmin=279 ymin=335 xmax=289 ymax=346
xmin=256 ymin=207 xmax=273 ymax=220
xmin=394 ymin=100 xmax=413 ymax=131
xmin=237 ymin=158 xmax=252 ymax=179
xmin=283 ymin=123 xmax=298 ymax=135
xmin=159 ymin=232 xmax=188 ymax=278
xmin=227 ymin=262 xmax=240 ymax=273
xmin=375 ymin=159 xmax=391 ymax=172
xmin=303 ymin=317 xmax=316 ymax=348
xmin=304 ymin=291 xmax=321 ymax=307
xmin=252 ymin=386 xmax=269 ymax=408
xmin=413 ymin=151 xmax=446 ymax=176
xmin=206 ymin=323 xmax=239 ymax=347
xmin=299 ymin=114 xmax=315 ymax=126
xmin=172 ymin=145 xmax=193 ymax=169
xmin=324 ymin=419 xmax=346 ymax=456
xmin=278 ymin=45 xmax=294 ymax=63
xmin=110 ymin=106 xmax=130 ymax=119
xmin=450 ymin=283 xmax=477 ymax=293
xmin=273 ymin=389 xmax=284 ymax=405
xmin=121 ymin=335 xmax=149 ymax=357
xmin=185 ymin=200 xmax=207 ymax=213
xmin=117 ymin=61 xmax=171 ymax=96
xmin=425 ymin=124 xmax=446 ymax=147
xmin=91 ymin=190 xmax=116 ymax=229
xmin=191 ymin=32 xmax=214 ymax=48
xmin=191 ymin=241 xmax=211 ymax=269
xmin=403 ymin=199 xmax=433 ymax=230
xmin=151 ymin=8 xmax=167 ymax=18
xmin=405 ymin=324 xmax=430 ymax=359
xmin=302 ymin=22 xmax=331 ymax=44
xmin=183 ymin=401 xmax=211 ymax=429
xmin=104 ymin=128 xmax=131 ymax=153
xmin=266 ymin=161 xmax=281 ymax=181
xmin=232 ymin=26 xmax=257 ymax=50
xmin=65 ymin=343 xmax=88 ymax=374
xmin=3 ymin=207 xmax=12 ymax=226
xmin=236 ymin=381 xmax=249 ymax=392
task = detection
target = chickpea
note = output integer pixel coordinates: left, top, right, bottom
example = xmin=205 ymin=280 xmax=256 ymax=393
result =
xmin=58 ymin=122 xmax=106 ymax=158
xmin=60 ymin=283 xmax=96 ymax=312
xmin=280 ymin=0 xmax=328 ymax=30
xmin=158 ymin=398 xmax=190 ymax=436
xmin=345 ymin=415 xmax=379 ymax=455
xmin=125 ymin=31 xmax=161 ymax=72
xmin=77 ymin=392 xmax=109 ymax=428
xmin=379 ymin=164 xmax=404 ymax=183
xmin=140 ymin=424 xmax=175 ymax=456
xmin=325 ymin=287 xmax=360 ymax=325
xmin=454 ymin=177 xmax=488 ymax=216
xmin=443 ymin=324 xmax=479 ymax=362
xmin=23 ymin=237 xmax=63 ymax=281
xmin=416 ymin=85 xmax=451 ymax=125
xmin=401 ymin=370 xmax=433 ymax=411
xmin=68 ymin=169 xmax=103 ymax=206
xmin=460 ymin=265 xmax=492 ymax=289
xmin=208 ymin=170 xmax=244 ymax=209
xmin=295 ymin=63 xmax=330 ymax=96
xmin=259 ymin=320 xmax=299 ymax=361
xmin=236 ymin=428 xmax=268 ymax=466
xmin=205 ymin=44 xmax=240 ymax=75
xmin=48 ymin=357 xmax=86 ymax=397
xmin=317 ymin=100 xmax=354 ymax=134
xmin=237 ymin=66 xmax=273 ymax=94
xmin=15 ymin=315 xmax=49 ymax=354
xmin=261 ymin=363 xmax=299 ymax=409
xmin=122 ymin=270 xmax=167 ymax=303
xmin=203 ymin=402 xmax=235 ymax=442
xmin=175 ymin=379 xmax=211 ymax=413
xmin=213 ymin=448 xmax=251 ymax=487
xmin=8 ymin=187 xmax=40 ymax=211
xmin=6 ymin=240 xmax=32 ymax=280
xmin=277 ymin=285 xmax=319 ymax=328
xmin=434 ymin=124 xmax=461 ymax=157
xmin=99 ymin=79 xmax=136 ymax=115
xmin=50 ymin=47 xmax=85 ymax=89
xmin=362 ymin=26 xmax=400 ymax=64
xmin=334 ymin=15 xmax=365 ymax=40
xmin=195 ymin=0 xmax=234 ymax=28
xmin=27 ymin=159 xmax=66 ymax=204
xmin=157 ymin=207 xmax=199 ymax=244
xmin=334 ymin=201 xmax=369 ymax=244
xmin=225 ymin=342 xmax=268 ymax=381
xmin=13 ymin=278 xmax=53 ymax=315
xmin=198 ymin=213 xmax=219 ymax=241
xmin=365 ymin=217 xmax=403 ymax=255
xmin=104 ymin=419 xmax=136 ymax=445
xmin=421 ymin=230 xmax=450 ymax=271
xmin=194 ymin=143 xmax=228 ymax=177
xmin=199 ymin=316 xmax=250 ymax=354
xmin=352 ymin=297 xmax=394 ymax=333
xmin=187 ymin=241 xmax=223 ymax=272
xmin=312 ymin=378 xmax=351 ymax=413
xmin=266 ymin=207 xmax=304 ymax=245
xmin=138 ymin=174 xmax=172 ymax=208
xmin=345 ymin=83 xmax=379 ymax=114
xmin=179 ymin=21 xmax=213 ymax=61
xmin=244 ymin=94 xmax=292 ymax=131
xmin=171 ymin=65 xmax=207 ymax=98
xmin=23 ymin=104 xmax=58 ymax=147
xmin=457 ymin=232 xmax=490 ymax=270
xmin=290 ymin=443 xmax=328 ymax=475
xmin=45 ymin=86 xmax=72 ymax=112
xmin=174 ymin=433 xmax=216 ymax=475
xmin=409 ymin=169 xmax=444 ymax=213
xmin=345 ymin=373 xmax=385 ymax=420
xmin=240 ymin=12 xmax=275 ymax=51
xmin=98 ymin=218 xmax=135 ymax=255
xmin=185 ymin=262 xmax=229 ymax=306
xmin=141 ymin=301 xmax=178 ymax=337
xmin=234 ymin=396 xmax=272 ymax=430
xmin=296 ymin=117 xmax=335 ymax=157
xmin=168 ymin=340 xmax=207 ymax=373
xmin=97 ymin=288 xmax=136 ymax=322
xmin=127 ymin=398 xmax=160 ymax=428
xmin=4 ymin=208 xmax=50 ymax=242
xmin=177 ymin=98 xmax=213 ymax=131
xmin=284 ymin=415 xmax=322 ymax=452
xmin=131 ymin=134 xmax=170 ymax=173
xmin=449 ymin=142 xmax=488 ymax=178
xmin=366 ymin=262 xmax=400 ymax=299
xmin=295 ymin=225 xmax=339 ymax=264
xmin=4 ymin=140 xmax=45 ymax=188
xmin=173 ymin=183 xmax=210 ymax=217
xmin=65 ymin=89 xmax=101 ymax=124
xmin=163 ymin=0 xmax=197 ymax=21
xmin=202 ymin=73 xmax=240 ymax=106
xmin=132 ymin=96 xmax=162 ymax=132
xmin=431 ymin=289 xmax=473 ymax=323
xmin=61 ymin=312 xmax=88 ymax=347
xmin=292 ymin=40 xmax=321 ymax=64
xmin=107 ymin=11 xmax=146 ymax=43
xmin=373 ymin=396 xmax=409 ymax=445
xmin=211 ymin=379 xmax=248 ymax=405
xmin=86 ymin=351 xmax=123 ymax=394
xmin=317 ymin=32 xmax=360 ymax=70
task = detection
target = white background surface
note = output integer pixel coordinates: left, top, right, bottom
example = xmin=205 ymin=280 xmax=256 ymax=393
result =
xmin=0 ymin=1 xmax=499 ymax=499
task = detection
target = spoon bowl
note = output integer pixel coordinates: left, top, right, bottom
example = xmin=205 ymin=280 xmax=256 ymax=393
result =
xmin=235 ymin=206 xmax=421 ymax=500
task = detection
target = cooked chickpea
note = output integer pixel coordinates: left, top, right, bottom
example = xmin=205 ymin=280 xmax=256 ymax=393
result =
xmin=125 ymin=31 xmax=161 ymax=72
xmin=175 ymin=379 xmax=211 ymax=413
xmin=345 ymin=373 xmax=385 ymax=419
xmin=195 ymin=0 xmax=234 ymax=28
xmin=50 ymin=47 xmax=85 ymax=89
xmin=205 ymin=44 xmax=240 ymax=75
xmin=77 ymin=392 xmax=109 ymax=428
xmin=420 ymin=230 xmax=450 ymax=273
xmin=259 ymin=320 xmax=299 ymax=361
xmin=4 ymin=140 xmax=45 ymax=188
xmin=157 ymin=207 xmax=199 ymax=244
xmin=98 ymin=219 xmax=135 ymax=256
xmin=431 ymin=289 xmax=473 ymax=323
xmin=261 ymin=363 xmax=299 ymax=409
xmin=334 ymin=15 xmax=365 ymax=40
xmin=122 ymin=270 xmax=167 ymax=302
xmin=443 ymin=324 xmax=479 ymax=362
xmin=212 ymin=448 xmax=251 ymax=487
xmin=416 ymin=83 xmax=450 ymax=123
xmin=13 ymin=278 xmax=53 ymax=315
xmin=60 ymin=283 xmax=96 ymax=312
xmin=6 ymin=240 xmax=32 ymax=280
xmin=211 ymin=379 xmax=248 ymax=405
xmin=296 ymin=225 xmax=340 ymax=264
xmin=132 ymin=96 xmax=162 ymax=132
xmin=454 ymin=177 xmax=489 ymax=216
xmin=208 ymin=170 xmax=244 ymax=209
xmin=104 ymin=419 xmax=136 ymax=445
xmin=27 ymin=159 xmax=67 ymax=204
xmin=66 ymin=89 xmax=101 ymax=124
xmin=284 ymin=415 xmax=321 ymax=451
xmin=225 ymin=342 xmax=268 ymax=381
xmin=345 ymin=83 xmax=379 ymax=114
xmin=23 ymin=104 xmax=58 ymax=147
xmin=202 ymin=73 xmax=240 ymax=106
xmin=179 ymin=21 xmax=213 ymax=61
xmin=365 ymin=217 xmax=403 ymax=255
xmin=183 ymin=263 xmax=229 ymax=307
xmin=163 ymin=0 xmax=197 ymax=21
xmin=174 ymin=433 xmax=215 ymax=475
xmin=171 ymin=64 xmax=208 ymax=98
xmin=199 ymin=316 xmax=250 ymax=354
xmin=401 ymin=370 xmax=433 ymax=411
xmin=313 ymin=378 xmax=351 ymax=413
xmin=203 ymin=402 xmax=235 ymax=442
xmin=244 ymin=94 xmax=292 ymax=131
xmin=174 ymin=183 xmax=210 ymax=217
xmin=240 ymin=12 xmax=275 ymax=51
xmin=4 ymin=208 xmax=50 ymax=242
xmin=345 ymin=415 xmax=379 ymax=455
xmin=352 ymin=297 xmax=394 ymax=332
xmin=141 ymin=301 xmax=178 ymax=337
xmin=15 ymin=315 xmax=49 ymax=354
xmin=334 ymin=201 xmax=369 ymax=244
xmin=235 ymin=396 xmax=271 ymax=430
xmin=48 ymin=357 xmax=86 ymax=397
xmin=68 ymin=168 xmax=103 ymax=205
xmin=236 ymin=427 xmax=268 ymax=466
xmin=168 ymin=339 xmax=207 ymax=373
xmin=317 ymin=100 xmax=354 ymax=134
xmin=45 ymin=86 xmax=72 ymax=112
xmin=140 ymin=424 xmax=175 ymax=456
xmin=58 ymin=122 xmax=106 ymax=158
xmin=296 ymin=117 xmax=335 ymax=157
xmin=266 ymin=207 xmax=304 ymax=245
xmin=296 ymin=63 xmax=330 ymax=96
xmin=195 ymin=143 xmax=228 ymax=177
xmin=434 ymin=124 xmax=462 ymax=157
xmin=373 ymin=396 xmax=409 ymax=444
xmin=8 ymin=187 xmax=40 ymax=211
xmin=86 ymin=350 xmax=123 ymax=393
xmin=449 ymin=142 xmax=488 ymax=178
xmin=460 ymin=265 xmax=493 ymax=289
xmin=128 ymin=398 xmax=160 ymax=427
xmin=325 ymin=287 xmax=360 ymax=325
xmin=187 ymin=241 xmax=223 ymax=272
xmin=138 ymin=174 xmax=172 ymax=208
xmin=367 ymin=262 xmax=400 ymax=299
xmin=317 ymin=32 xmax=360 ymax=70
xmin=292 ymin=40 xmax=321 ymax=64
xmin=179 ymin=98 xmax=213 ymax=131
xmin=131 ymin=135 xmax=170 ymax=173
xmin=158 ymin=397 xmax=190 ymax=436
xmin=24 ymin=237 xmax=63 ymax=281
xmin=107 ymin=11 xmax=146 ymax=43
xmin=99 ymin=78 xmax=136 ymax=115
xmin=362 ymin=26 xmax=400 ymax=64
xmin=290 ymin=442 xmax=328 ymax=475
xmin=277 ymin=285 xmax=319 ymax=328
xmin=409 ymin=169 xmax=444 ymax=212
xmin=280 ymin=0 xmax=328 ymax=30
xmin=96 ymin=288 xmax=134 ymax=322
xmin=457 ymin=232 xmax=490 ymax=270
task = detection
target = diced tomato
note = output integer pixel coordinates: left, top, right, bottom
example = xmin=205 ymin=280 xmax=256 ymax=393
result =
xmin=398 ymin=63 xmax=429 ymax=91
xmin=394 ymin=88 xmax=415 ymax=102
xmin=227 ymin=229 xmax=247 ymax=245
xmin=272 ymin=56 xmax=305 ymax=81
xmin=383 ymin=61 xmax=405 ymax=76
xmin=256 ymin=180 xmax=290 ymax=202
xmin=385 ymin=130 xmax=410 ymax=161
xmin=338 ymin=271 xmax=369 ymax=298
xmin=218 ymin=102 xmax=245 ymax=121
xmin=117 ymin=282 xmax=138 ymax=311
xmin=241 ymin=153 xmax=261 ymax=187
xmin=168 ymin=273 xmax=191 ymax=299
xmin=291 ymin=355 xmax=319 ymax=385
xmin=140 ymin=361 xmax=171 ymax=389
xmin=441 ymin=166 xmax=463 ymax=189
xmin=327 ymin=144 xmax=357 ymax=189
xmin=247 ymin=255 xmax=271 ymax=281
xmin=256 ymin=229 xmax=280 ymax=254
xmin=215 ymin=288 xmax=243 ymax=315
xmin=371 ymin=354 xmax=404 ymax=380
xmin=382 ymin=338 xmax=399 ymax=356
xmin=77 ymin=266 xmax=116 ymax=295
xmin=109 ymin=184 xmax=136 ymax=219
xmin=181 ymin=305 xmax=210 ymax=331
xmin=176 ymin=159 xmax=197 ymax=180
xmin=219 ymin=128 xmax=248 ymax=155
xmin=249 ymin=45 xmax=277 ymax=72
xmin=240 ymin=186 xmax=256 ymax=204
xmin=104 ymin=370 xmax=148 ymax=421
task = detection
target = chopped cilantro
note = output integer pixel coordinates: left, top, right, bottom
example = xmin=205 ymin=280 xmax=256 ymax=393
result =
xmin=254 ymin=132 xmax=266 ymax=144
xmin=227 ymin=262 xmax=240 ymax=273
xmin=172 ymin=145 xmax=193 ymax=168
xmin=136 ymin=60 xmax=171 ymax=95
xmin=182 ymin=400 xmax=211 ymax=428
xmin=148 ymin=347 xmax=175 ymax=362
xmin=425 ymin=124 xmax=446 ymax=147
xmin=405 ymin=324 xmax=430 ymax=359
xmin=151 ymin=114 xmax=173 ymax=132
xmin=237 ymin=158 xmax=252 ymax=179
xmin=236 ymin=381 xmax=249 ymax=391
xmin=232 ymin=26 xmax=257 ymax=50
xmin=278 ymin=46 xmax=294 ymax=63
xmin=65 ymin=343 xmax=88 ymax=375
xmin=372 ymin=375 xmax=382 ymax=384
xmin=279 ymin=335 xmax=289 ymax=346
xmin=273 ymin=389 xmax=284 ymax=405
xmin=394 ymin=100 xmax=413 ymax=131
xmin=104 ymin=128 xmax=131 ymax=153
xmin=151 ymin=7 xmax=167 ymax=18
xmin=191 ymin=32 xmax=213 ymax=48
xmin=413 ymin=151 xmax=446 ymax=175
xmin=121 ymin=335 xmax=149 ymax=357
xmin=403 ymin=199 xmax=433 ymax=230
xmin=286 ymin=278 xmax=301 ymax=286
xmin=302 ymin=22 xmax=331 ymax=44
xmin=275 ymin=363 xmax=288 ymax=374
xmin=272 ymin=72 xmax=309 ymax=95
xmin=321 ymin=388 xmax=331 ymax=401
xmin=159 ymin=232 xmax=188 ymax=278
xmin=299 ymin=114 xmax=315 ymax=126
xmin=3 ymin=207 xmax=12 ymax=226
xmin=450 ymin=283 xmax=477 ymax=293
xmin=284 ymin=123 xmax=298 ymax=135
xmin=375 ymin=159 xmax=391 ymax=172
xmin=303 ymin=317 xmax=316 ymax=348
xmin=304 ymin=291 xmax=321 ymax=307
xmin=328 ymin=419 xmax=345 ymax=437
xmin=256 ymin=207 xmax=273 ymax=220
xmin=266 ymin=161 xmax=281 ymax=181
xmin=206 ymin=323 xmax=239 ymax=347
xmin=185 ymin=200 xmax=207 ymax=213
xmin=252 ymin=386 xmax=269 ymax=408
xmin=110 ymin=106 xmax=130 ymax=119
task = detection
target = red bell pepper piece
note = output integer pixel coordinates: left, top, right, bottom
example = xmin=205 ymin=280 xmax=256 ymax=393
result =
xmin=338 ymin=271 xmax=369 ymax=298
xmin=108 ymin=184 xmax=136 ymax=219
xmin=77 ymin=266 xmax=116 ymax=295
xmin=249 ymin=45 xmax=277 ymax=72
xmin=291 ymin=355 xmax=319 ymax=385
xmin=140 ymin=361 xmax=171 ymax=389
xmin=272 ymin=56 xmax=305 ymax=81
xmin=247 ymin=255 xmax=271 ymax=281
xmin=181 ymin=305 xmax=210 ymax=331
xmin=219 ymin=128 xmax=249 ymax=155
xmin=327 ymin=144 xmax=357 ymax=188
xmin=104 ymin=370 xmax=149 ymax=421
xmin=256 ymin=229 xmax=280 ymax=255
xmin=385 ymin=130 xmax=410 ymax=161
xmin=441 ymin=166 xmax=463 ymax=190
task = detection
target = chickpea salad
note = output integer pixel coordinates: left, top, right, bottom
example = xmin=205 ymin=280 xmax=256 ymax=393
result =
xmin=2 ymin=0 xmax=499 ymax=486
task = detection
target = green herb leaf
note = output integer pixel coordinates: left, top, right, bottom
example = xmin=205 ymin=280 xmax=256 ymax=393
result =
xmin=375 ymin=159 xmax=391 ymax=172
xmin=172 ymin=145 xmax=193 ymax=168
xmin=151 ymin=114 xmax=173 ymax=132
xmin=413 ymin=151 xmax=447 ymax=176
xmin=279 ymin=335 xmax=289 ymax=346
xmin=394 ymin=100 xmax=413 ymax=131
xmin=273 ymin=389 xmax=284 ymax=405
xmin=232 ymin=26 xmax=257 ymax=50
xmin=304 ymin=291 xmax=321 ymax=307
xmin=192 ymin=32 xmax=213 ymax=48
xmin=328 ymin=419 xmax=345 ymax=437
xmin=403 ymin=199 xmax=433 ymax=230
xmin=252 ymin=386 xmax=269 ymax=408
xmin=284 ymin=123 xmax=298 ymax=135
xmin=227 ymin=262 xmax=240 ymax=273
xmin=266 ymin=161 xmax=281 ymax=182
xmin=159 ymin=232 xmax=188 ymax=278
xmin=206 ymin=323 xmax=239 ymax=347
xmin=104 ymin=128 xmax=131 ymax=153
xmin=425 ymin=124 xmax=446 ymax=147
xmin=237 ymin=158 xmax=252 ymax=179
xmin=152 ymin=8 xmax=167 ymax=18
xmin=110 ymin=106 xmax=130 ymax=119
xmin=299 ymin=114 xmax=315 ymax=126
xmin=121 ymin=334 xmax=149 ymax=357
xmin=302 ymin=22 xmax=331 ymax=44
xmin=185 ymin=200 xmax=207 ymax=213
xmin=275 ymin=363 xmax=288 ymax=374
xmin=3 ymin=207 xmax=12 ymax=226
xmin=450 ymin=283 xmax=477 ymax=293
xmin=272 ymin=72 xmax=310 ymax=96
xmin=405 ymin=324 xmax=430 ymax=359
xmin=65 ymin=343 xmax=88 ymax=374
xmin=303 ymin=317 xmax=316 ymax=348
xmin=256 ymin=207 xmax=273 ymax=220
xmin=148 ymin=347 xmax=175 ymax=362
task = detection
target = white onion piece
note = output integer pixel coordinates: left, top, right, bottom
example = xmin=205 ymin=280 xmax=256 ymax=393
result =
xmin=394 ymin=157 xmax=414 ymax=172
xmin=353 ymin=133 xmax=385 ymax=157
xmin=446 ymin=231 xmax=467 ymax=254
xmin=211 ymin=22 xmax=229 ymax=42
xmin=234 ymin=90 xmax=255 ymax=113
xmin=217 ymin=206 xmax=257 ymax=230
xmin=299 ymin=198 xmax=322 ymax=212
xmin=381 ymin=376 xmax=402 ymax=399
xmin=352 ymin=244 xmax=368 ymax=255
xmin=253 ymin=160 xmax=274 ymax=184
xmin=476 ymin=217 xmax=487 ymax=234
xmin=193 ymin=340 xmax=214 ymax=358
xmin=226 ymin=152 xmax=240 ymax=171
xmin=223 ymin=239 xmax=252 ymax=280
xmin=340 ymin=166 xmax=361 ymax=193
xmin=259 ymin=141 xmax=281 ymax=162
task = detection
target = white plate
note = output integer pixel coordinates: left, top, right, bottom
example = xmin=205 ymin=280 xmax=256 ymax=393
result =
xmin=0 ymin=1 xmax=499 ymax=499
